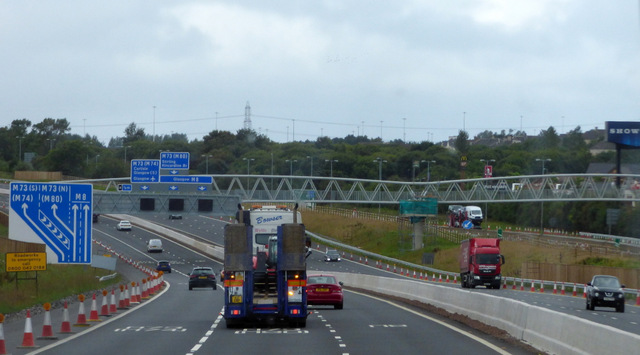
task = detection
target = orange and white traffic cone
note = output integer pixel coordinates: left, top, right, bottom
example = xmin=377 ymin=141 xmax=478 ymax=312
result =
xmin=38 ymin=303 xmax=57 ymax=340
xmin=59 ymin=302 xmax=73 ymax=333
xmin=520 ymin=279 xmax=524 ymax=291
xmin=0 ymin=314 xmax=7 ymax=355
xmin=118 ymin=285 xmax=127 ymax=309
xmin=445 ymin=274 xmax=450 ymax=283
xmin=453 ymin=275 xmax=457 ymax=284
xmin=413 ymin=271 xmax=417 ymax=279
xmin=635 ymin=289 xmax=640 ymax=306
xmin=582 ymin=284 xmax=587 ymax=298
xmin=18 ymin=310 xmax=37 ymax=348
xmin=552 ymin=282 xmax=557 ymax=294
xmin=438 ymin=274 xmax=442 ymax=282
xmin=503 ymin=278 xmax=507 ymax=289
xmin=540 ymin=281 xmax=545 ymax=293
xmin=100 ymin=290 xmax=110 ymax=316
xmin=109 ymin=289 xmax=118 ymax=314
xmin=130 ymin=282 xmax=139 ymax=305
xmin=560 ymin=282 xmax=566 ymax=295
xmin=530 ymin=280 xmax=536 ymax=292
xmin=74 ymin=294 xmax=90 ymax=327
xmin=141 ymin=280 xmax=149 ymax=300
xmin=88 ymin=294 xmax=101 ymax=322
xmin=572 ymin=283 xmax=577 ymax=297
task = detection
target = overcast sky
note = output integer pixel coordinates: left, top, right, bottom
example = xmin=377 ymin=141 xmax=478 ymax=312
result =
xmin=2 ymin=1 xmax=639 ymax=145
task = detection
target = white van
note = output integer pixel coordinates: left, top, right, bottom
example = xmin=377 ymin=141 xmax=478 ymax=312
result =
xmin=147 ymin=239 xmax=163 ymax=253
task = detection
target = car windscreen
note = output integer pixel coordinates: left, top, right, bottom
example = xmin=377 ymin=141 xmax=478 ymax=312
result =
xmin=192 ymin=269 xmax=213 ymax=275
xmin=476 ymin=254 xmax=501 ymax=264
xmin=594 ymin=277 xmax=620 ymax=288
xmin=308 ymin=276 xmax=336 ymax=284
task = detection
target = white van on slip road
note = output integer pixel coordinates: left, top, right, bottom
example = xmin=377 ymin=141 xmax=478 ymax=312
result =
xmin=147 ymin=239 xmax=163 ymax=253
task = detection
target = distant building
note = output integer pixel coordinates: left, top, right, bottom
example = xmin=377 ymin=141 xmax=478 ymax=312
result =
xmin=586 ymin=163 xmax=640 ymax=174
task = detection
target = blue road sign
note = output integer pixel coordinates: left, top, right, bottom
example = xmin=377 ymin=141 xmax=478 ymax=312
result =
xmin=160 ymin=152 xmax=190 ymax=170
xmin=159 ymin=175 xmax=213 ymax=184
xmin=131 ymin=159 xmax=160 ymax=183
xmin=118 ymin=184 xmax=132 ymax=192
xmin=9 ymin=182 xmax=92 ymax=264
xmin=462 ymin=220 xmax=473 ymax=229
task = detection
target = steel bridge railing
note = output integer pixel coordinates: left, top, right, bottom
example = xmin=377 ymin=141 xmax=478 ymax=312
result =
xmin=67 ymin=173 xmax=640 ymax=204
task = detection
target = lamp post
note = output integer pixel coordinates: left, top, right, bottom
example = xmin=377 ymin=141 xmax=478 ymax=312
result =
xmin=95 ymin=154 xmax=100 ymax=168
xmin=424 ymin=160 xmax=436 ymax=182
xmin=306 ymin=155 xmax=314 ymax=177
xmin=286 ymin=159 xmax=297 ymax=175
xmin=202 ymin=154 xmax=213 ymax=174
xmin=535 ymin=158 xmax=552 ymax=235
xmin=480 ymin=159 xmax=496 ymax=178
xmin=373 ymin=157 xmax=387 ymax=180
xmin=325 ymin=159 xmax=338 ymax=177
xmin=243 ymin=157 xmax=254 ymax=187
xmin=46 ymin=138 xmax=55 ymax=151
xmin=16 ymin=136 xmax=24 ymax=162
xmin=535 ymin=158 xmax=551 ymax=175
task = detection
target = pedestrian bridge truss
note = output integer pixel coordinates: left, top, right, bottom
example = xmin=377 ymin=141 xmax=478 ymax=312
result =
xmin=89 ymin=173 xmax=640 ymax=205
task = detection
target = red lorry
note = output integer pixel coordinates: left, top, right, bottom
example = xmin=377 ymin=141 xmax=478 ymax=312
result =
xmin=459 ymin=238 xmax=505 ymax=289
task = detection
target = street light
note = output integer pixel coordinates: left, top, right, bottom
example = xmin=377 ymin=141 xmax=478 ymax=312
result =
xmin=46 ymin=138 xmax=55 ymax=151
xmin=285 ymin=159 xmax=297 ymax=175
xmin=95 ymin=154 xmax=100 ymax=168
xmin=480 ymin=159 xmax=496 ymax=178
xmin=424 ymin=160 xmax=436 ymax=182
xmin=16 ymin=136 xmax=24 ymax=162
xmin=325 ymin=159 xmax=338 ymax=177
xmin=307 ymin=155 xmax=314 ymax=176
xmin=373 ymin=157 xmax=387 ymax=180
xmin=243 ymin=157 xmax=254 ymax=186
xmin=535 ymin=158 xmax=551 ymax=174
xmin=202 ymin=154 xmax=213 ymax=174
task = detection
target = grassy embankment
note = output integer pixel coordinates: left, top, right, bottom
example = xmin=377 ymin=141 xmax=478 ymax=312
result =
xmin=0 ymin=224 xmax=122 ymax=315
xmin=300 ymin=209 xmax=640 ymax=277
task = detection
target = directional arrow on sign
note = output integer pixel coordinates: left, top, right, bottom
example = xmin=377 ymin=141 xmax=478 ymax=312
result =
xmin=169 ymin=185 xmax=179 ymax=191
xmin=197 ymin=186 xmax=207 ymax=191
xmin=170 ymin=170 xmax=179 ymax=175
xmin=140 ymin=185 xmax=150 ymax=190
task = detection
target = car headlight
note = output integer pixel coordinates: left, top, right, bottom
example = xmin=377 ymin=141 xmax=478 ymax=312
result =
xmin=494 ymin=276 xmax=501 ymax=280
xmin=618 ymin=293 xmax=624 ymax=299
xmin=594 ymin=292 xmax=599 ymax=297
xmin=473 ymin=275 xmax=480 ymax=280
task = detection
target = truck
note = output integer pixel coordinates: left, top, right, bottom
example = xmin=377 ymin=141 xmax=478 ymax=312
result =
xmin=448 ymin=205 xmax=483 ymax=229
xmin=236 ymin=205 xmax=303 ymax=255
xmin=223 ymin=204 xmax=308 ymax=328
xmin=459 ymin=238 xmax=505 ymax=289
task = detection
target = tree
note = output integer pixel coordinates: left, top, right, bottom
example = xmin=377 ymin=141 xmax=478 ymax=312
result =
xmin=124 ymin=123 xmax=145 ymax=144
xmin=540 ymin=126 xmax=560 ymax=149
xmin=454 ymin=130 xmax=469 ymax=155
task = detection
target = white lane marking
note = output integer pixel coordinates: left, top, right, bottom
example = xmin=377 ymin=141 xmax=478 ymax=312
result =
xmin=186 ymin=308 xmax=223 ymax=354
xmin=28 ymin=282 xmax=172 ymax=354
xmin=347 ymin=289 xmax=513 ymax=355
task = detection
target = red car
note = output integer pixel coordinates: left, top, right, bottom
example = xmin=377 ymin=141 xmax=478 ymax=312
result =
xmin=306 ymin=274 xmax=343 ymax=309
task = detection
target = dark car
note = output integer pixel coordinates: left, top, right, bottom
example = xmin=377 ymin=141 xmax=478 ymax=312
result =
xmin=189 ymin=267 xmax=217 ymax=290
xmin=156 ymin=260 xmax=172 ymax=273
xmin=585 ymin=275 xmax=625 ymax=312
xmin=307 ymin=274 xmax=343 ymax=309
xmin=324 ymin=250 xmax=341 ymax=262
xmin=169 ymin=214 xmax=182 ymax=220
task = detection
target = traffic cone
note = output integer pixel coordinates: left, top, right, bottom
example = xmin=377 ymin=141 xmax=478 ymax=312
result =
xmin=552 ymin=282 xmax=557 ymax=294
xmin=0 ymin=313 xmax=7 ymax=355
xmin=141 ymin=280 xmax=149 ymax=300
xmin=540 ymin=281 xmax=545 ymax=293
xmin=413 ymin=271 xmax=417 ymax=279
xmin=100 ymin=290 xmax=110 ymax=316
xmin=74 ymin=294 xmax=90 ymax=327
xmin=560 ymin=282 xmax=566 ymax=295
xmin=88 ymin=294 xmax=101 ymax=322
xmin=124 ymin=285 xmax=131 ymax=307
xmin=582 ymin=284 xmax=587 ymax=298
xmin=530 ymin=280 xmax=536 ymax=292
xmin=635 ymin=289 xmax=640 ymax=306
xmin=520 ymin=279 xmax=524 ymax=291
xmin=136 ymin=283 xmax=142 ymax=303
xmin=109 ymin=289 xmax=118 ymax=313
xmin=130 ymin=282 xmax=139 ymax=305
xmin=59 ymin=302 xmax=73 ymax=333
xmin=503 ymin=278 xmax=507 ymax=289
xmin=432 ymin=273 xmax=436 ymax=282
xmin=18 ymin=310 xmax=37 ymax=348
xmin=37 ymin=303 xmax=57 ymax=340
xmin=445 ymin=274 xmax=450 ymax=283
xmin=572 ymin=283 xmax=577 ymax=297
xmin=453 ymin=275 xmax=457 ymax=284
xmin=438 ymin=274 xmax=442 ymax=282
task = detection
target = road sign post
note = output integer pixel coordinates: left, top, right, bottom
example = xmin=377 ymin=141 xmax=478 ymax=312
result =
xmin=9 ymin=182 xmax=93 ymax=264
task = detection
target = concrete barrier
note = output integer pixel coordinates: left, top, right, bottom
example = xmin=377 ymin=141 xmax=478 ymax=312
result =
xmin=329 ymin=271 xmax=640 ymax=355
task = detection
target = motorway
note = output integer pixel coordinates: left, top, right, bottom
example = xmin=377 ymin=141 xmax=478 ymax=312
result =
xmin=0 ymin=214 xmax=543 ymax=355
